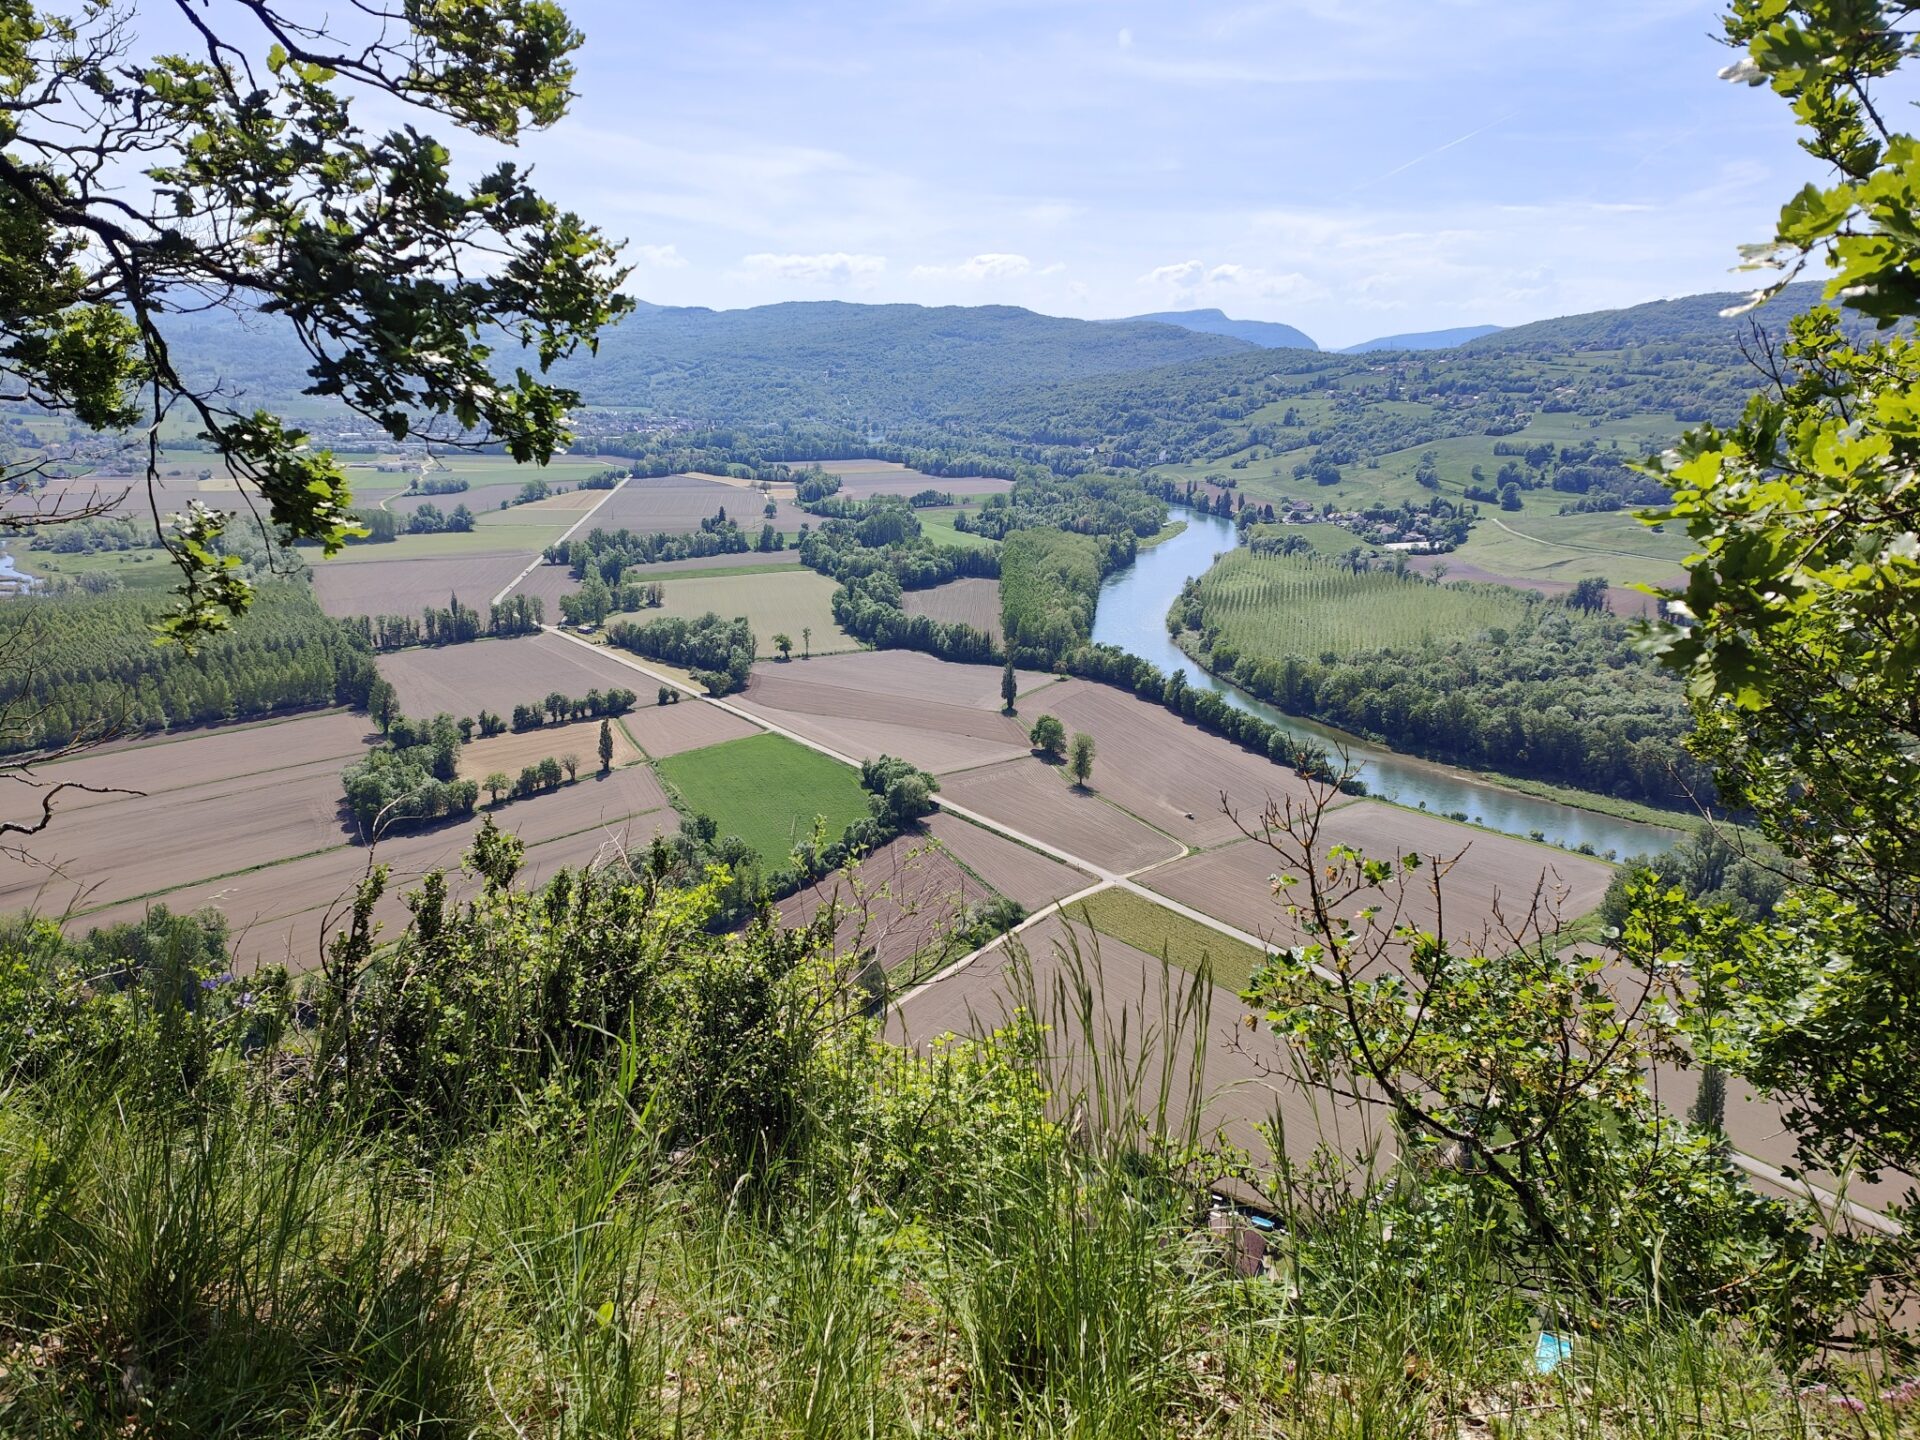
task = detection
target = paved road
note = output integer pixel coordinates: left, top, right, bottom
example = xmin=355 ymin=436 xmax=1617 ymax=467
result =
xmin=491 ymin=477 xmax=629 ymax=608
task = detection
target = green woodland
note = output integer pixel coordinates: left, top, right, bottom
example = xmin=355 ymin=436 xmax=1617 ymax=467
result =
xmin=3 ymin=0 xmax=1920 ymax=1435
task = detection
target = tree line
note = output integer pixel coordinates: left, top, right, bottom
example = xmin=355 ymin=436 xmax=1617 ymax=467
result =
xmin=2 ymin=584 xmax=377 ymax=755
xmin=606 ymin=613 xmax=755 ymax=695
xmin=343 ymin=593 xmax=543 ymax=652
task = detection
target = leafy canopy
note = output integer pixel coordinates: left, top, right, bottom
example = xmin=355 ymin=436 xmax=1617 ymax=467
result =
xmin=0 ymin=0 xmax=630 ymax=640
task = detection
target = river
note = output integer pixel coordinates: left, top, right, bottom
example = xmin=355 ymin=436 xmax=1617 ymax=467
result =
xmin=1088 ymin=508 xmax=1681 ymax=858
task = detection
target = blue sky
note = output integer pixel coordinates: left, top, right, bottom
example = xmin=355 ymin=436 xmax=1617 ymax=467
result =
xmin=493 ymin=0 xmax=1821 ymax=346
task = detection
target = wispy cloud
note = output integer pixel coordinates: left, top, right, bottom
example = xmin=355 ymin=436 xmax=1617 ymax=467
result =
xmin=632 ymin=243 xmax=688 ymax=268
xmin=914 ymin=252 xmax=1034 ymax=281
xmin=741 ymin=252 xmax=888 ymax=284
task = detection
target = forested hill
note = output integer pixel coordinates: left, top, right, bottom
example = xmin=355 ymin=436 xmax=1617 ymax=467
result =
xmin=1111 ymin=308 xmax=1318 ymax=351
xmin=159 ymin=301 xmax=1253 ymax=427
xmin=1462 ymin=282 xmax=1831 ymax=354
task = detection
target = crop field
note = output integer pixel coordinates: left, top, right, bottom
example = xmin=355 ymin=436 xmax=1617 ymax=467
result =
xmin=1062 ymin=886 xmax=1272 ymax=992
xmin=457 ymin=717 xmax=642 ymax=779
xmin=1028 ymin=679 xmax=1338 ymax=848
xmin=900 ymin=577 xmax=1003 ymax=640
xmin=1450 ymin=510 xmax=1695 ymax=590
xmin=775 ymin=833 xmax=989 ymax=976
xmin=72 ymin=763 xmax=677 ymax=970
xmin=938 ymin=758 xmax=1184 ymax=874
xmin=626 ymin=556 xmax=809 ymax=580
xmin=654 ymin=732 xmax=871 ymax=861
xmin=0 ymin=712 xmax=373 ymax=919
xmin=508 ymin=560 xmax=579 ymax=611
xmin=1408 ymin=556 xmax=1661 ymax=619
xmin=618 ymin=697 xmax=760 ymax=758
xmin=472 ymin=489 xmax=609 ymax=523
xmin=585 ymin=474 xmax=812 ymax=534
xmin=377 ymin=632 xmax=657 ymax=718
xmin=759 ymin=651 xmax=1054 ymax=710
xmin=923 ymin=813 xmax=1092 ymax=911
xmin=737 ymin=663 xmax=1034 ymax=774
xmin=321 ymin=525 xmax=575 ymax=563
xmin=310 ymin=550 xmax=530 ymax=618
xmin=816 ymin=460 xmax=1012 ymax=499
xmin=629 ymin=570 xmax=856 ymax=657
xmin=1195 ymin=549 xmax=1541 ymax=658
xmin=1139 ymin=798 xmax=1614 ymax=949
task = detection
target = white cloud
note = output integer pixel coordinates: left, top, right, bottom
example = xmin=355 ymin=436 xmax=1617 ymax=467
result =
xmin=913 ymin=252 xmax=1033 ymax=281
xmin=1138 ymin=259 xmax=1207 ymax=287
xmin=740 ymin=251 xmax=887 ymax=284
xmin=1117 ymin=27 xmax=1133 ymax=48
xmin=632 ymin=243 xmax=688 ymax=268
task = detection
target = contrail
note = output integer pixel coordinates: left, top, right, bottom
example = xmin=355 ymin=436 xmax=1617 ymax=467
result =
xmin=1344 ymin=109 xmax=1521 ymax=196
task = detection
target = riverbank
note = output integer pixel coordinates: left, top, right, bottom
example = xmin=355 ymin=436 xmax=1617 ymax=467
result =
xmin=1170 ymin=630 xmax=1693 ymax=845
xmin=1090 ymin=505 xmax=1682 ymax=857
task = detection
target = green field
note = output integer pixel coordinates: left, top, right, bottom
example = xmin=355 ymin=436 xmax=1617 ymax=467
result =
xmin=619 ymin=569 xmax=858 ymax=657
xmin=18 ymin=547 xmax=186 ymax=594
xmin=655 ymin=732 xmax=871 ymax=861
xmin=917 ymin=506 xmax=1000 ymax=551
xmin=1195 ymin=548 xmax=1540 ymax=659
xmin=1451 ymin=510 xmax=1696 ymax=588
xmin=1062 ymin=887 xmax=1270 ymax=992
xmin=624 ymin=560 xmax=808 ymax=581
xmin=323 ymin=524 xmax=569 ymax=562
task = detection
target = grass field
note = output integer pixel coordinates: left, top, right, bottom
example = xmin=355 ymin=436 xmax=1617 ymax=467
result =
xmin=325 ymin=524 xmax=573 ymax=563
xmin=624 ymin=559 xmax=808 ymax=581
xmin=626 ymin=569 xmax=858 ymax=658
xmin=917 ymin=506 xmax=1000 ymax=551
xmin=1063 ymin=886 xmax=1272 ymax=992
xmin=1451 ymin=510 xmax=1695 ymax=587
xmin=654 ymin=732 xmax=871 ymax=861
xmin=1195 ymin=549 xmax=1540 ymax=657
xmin=16 ymin=547 xmax=184 ymax=593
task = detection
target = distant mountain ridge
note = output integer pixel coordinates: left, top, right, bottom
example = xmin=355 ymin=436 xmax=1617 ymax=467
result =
xmin=160 ymin=299 xmax=1255 ymax=425
xmin=1340 ymin=325 xmax=1502 ymax=353
xmin=1110 ymin=308 xmax=1318 ymax=351
xmin=1464 ymin=282 xmax=1834 ymax=353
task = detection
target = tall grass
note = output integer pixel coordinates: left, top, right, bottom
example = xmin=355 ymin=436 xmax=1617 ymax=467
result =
xmin=0 ymin=924 xmax=1904 ymax=1437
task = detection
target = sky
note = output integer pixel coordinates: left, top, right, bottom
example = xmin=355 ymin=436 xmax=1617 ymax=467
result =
xmin=189 ymin=1 xmax=1834 ymax=350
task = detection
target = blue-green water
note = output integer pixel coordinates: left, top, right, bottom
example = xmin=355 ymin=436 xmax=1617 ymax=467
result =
xmin=1089 ymin=509 xmax=1682 ymax=858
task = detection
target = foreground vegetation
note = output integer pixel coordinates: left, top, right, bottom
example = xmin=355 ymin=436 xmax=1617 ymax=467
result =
xmin=0 ymin=857 xmax=1912 ymax=1440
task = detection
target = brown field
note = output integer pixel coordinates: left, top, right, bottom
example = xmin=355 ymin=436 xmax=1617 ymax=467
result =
xmin=619 ymin=699 xmax=761 ymax=757
xmin=0 ymin=713 xmax=373 ymax=918
xmin=310 ymin=550 xmax=530 ymax=618
xmin=388 ymin=483 xmax=518 ymax=516
xmin=625 ymin=551 xmax=808 ymax=577
xmin=938 ymin=758 xmax=1184 ymax=874
xmin=1025 ymin=679 xmax=1335 ymax=849
xmin=73 ymin=764 xmax=677 ymax=971
xmin=889 ymin=910 xmax=1383 ymax=1166
xmin=377 ymin=632 xmax=661 ymax=718
xmin=737 ymin=666 xmax=1034 ymax=774
xmin=749 ymin=650 xmax=1057 ymax=711
xmin=583 ymin=474 xmax=811 ymax=534
xmin=776 ymin=833 xmax=993 ymax=976
xmin=17 ymin=711 xmax=371 ymax=818
xmin=901 ymin=577 xmax=1003 ymax=641
xmin=923 ymin=813 xmax=1093 ymax=912
xmin=487 ymin=489 xmax=607 ymax=515
xmin=1141 ymin=799 xmax=1614 ymax=949
xmin=1406 ymin=556 xmax=1667 ymax=620
xmin=458 ymin=718 xmax=643 ymax=780
xmin=816 ymin=460 xmax=1013 ymax=500
xmin=508 ymin=560 xmax=579 ymax=611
